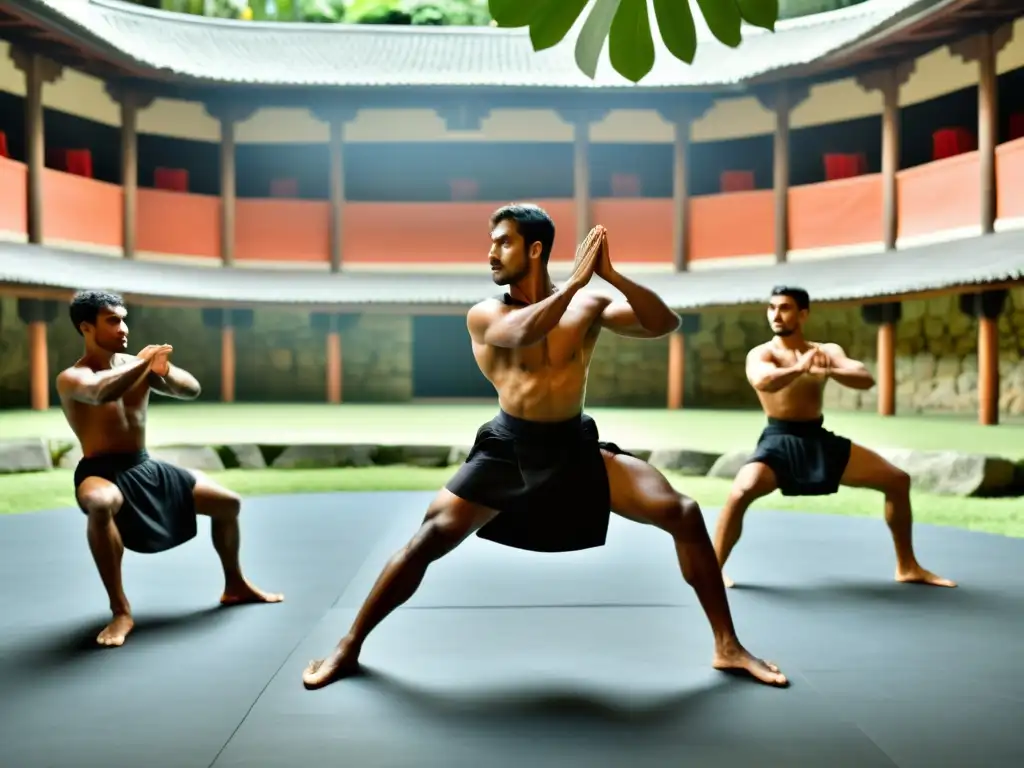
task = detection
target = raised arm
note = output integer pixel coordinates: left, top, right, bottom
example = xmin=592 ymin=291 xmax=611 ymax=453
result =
xmin=594 ymin=229 xmax=680 ymax=339
xmin=467 ymin=291 xmax=578 ymax=349
xmin=817 ymin=343 xmax=875 ymax=390
xmin=746 ymin=346 xmax=813 ymax=393
xmin=56 ymin=354 xmax=158 ymax=405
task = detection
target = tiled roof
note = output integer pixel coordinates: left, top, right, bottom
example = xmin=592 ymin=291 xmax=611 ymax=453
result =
xmin=15 ymin=0 xmax=946 ymax=89
xmin=2 ymin=229 xmax=1022 ymax=310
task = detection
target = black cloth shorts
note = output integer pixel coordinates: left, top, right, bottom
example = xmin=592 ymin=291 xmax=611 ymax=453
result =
xmin=74 ymin=450 xmax=198 ymax=553
xmin=747 ymin=416 xmax=852 ymax=496
xmin=445 ymin=410 xmax=632 ymax=553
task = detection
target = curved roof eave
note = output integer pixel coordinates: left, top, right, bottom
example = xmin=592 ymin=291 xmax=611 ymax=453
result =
xmin=0 ymin=0 xmax=980 ymax=93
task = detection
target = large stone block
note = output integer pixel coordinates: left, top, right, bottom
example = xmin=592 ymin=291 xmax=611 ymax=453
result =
xmin=0 ymin=438 xmax=53 ymax=474
xmin=374 ymin=445 xmax=452 ymax=468
xmin=648 ymin=449 xmax=722 ymax=476
xmin=706 ymin=451 xmax=753 ymax=480
xmin=150 ymin=446 xmax=225 ymax=472
xmin=876 ymin=449 xmax=1018 ymax=497
xmin=271 ymin=444 xmax=376 ymax=469
xmin=223 ymin=444 xmax=267 ymax=469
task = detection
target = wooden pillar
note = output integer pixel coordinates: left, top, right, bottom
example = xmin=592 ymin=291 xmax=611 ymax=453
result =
xmin=862 ymin=302 xmax=901 ymax=416
xmin=958 ymin=290 xmax=1007 ymax=426
xmin=311 ymin=312 xmax=355 ymax=403
xmin=221 ymin=325 xmax=235 ymax=403
xmin=204 ymin=102 xmax=258 ymax=266
xmin=950 ymin=25 xmax=1014 ymax=235
xmin=8 ymin=48 xmax=62 ymax=244
xmin=17 ymin=299 xmax=58 ymax=411
xmin=557 ymin=109 xmax=609 ymax=246
xmin=755 ymin=84 xmax=809 ymax=264
xmin=656 ymin=100 xmax=713 ymax=272
xmin=327 ymin=120 xmax=345 ymax=273
xmin=106 ymin=85 xmax=155 ymax=259
xmin=326 ymin=330 xmax=342 ymax=404
xmin=667 ymin=332 xmax=685 ymax=409
xmin=667 ymin=313 xmax=700 ymax=410
xmin=856 ymin=64 xmax=914 ymax=251
xmin=203 ymin=308 xmax=252 ymax=404
xmin=313 ymin=107 xmax=360 ymax=272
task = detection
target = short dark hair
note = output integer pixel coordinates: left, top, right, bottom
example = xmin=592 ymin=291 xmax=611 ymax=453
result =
xmin=490 ymin=203 xmax=555 ymax=264
xmin=69 ymin=290 xmax=124 ymax=335
xmin=770 ymin=285 xmax=810 ymax=311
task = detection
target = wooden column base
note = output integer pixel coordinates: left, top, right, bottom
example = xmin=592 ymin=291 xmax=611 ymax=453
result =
xmin=876 ymin=322 xmax=895 ymax=416
xmin=28 ymin=320 xmax=48 ymax=411
xmin=221 ymin=325 xmax=235 ymax=403
xmin=667 ymin=332 xmax=685 ymax=410
xmin=978 ymin=316 xmax=998 ymax=425
xmin=326 ymin=331 xmax=342 ymax=404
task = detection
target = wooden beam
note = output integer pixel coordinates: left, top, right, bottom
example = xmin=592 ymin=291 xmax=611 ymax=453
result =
xmin=876 ymin=322 xmax=895 ymax=416
xmin=221 ymin=325 xmax=235 ymax=404
xmin=28 ymin=320 xmax=49 ymax=411
xmin=326 ymin=330 xmax=342 ymax=404
xmin=667 ymin=332 xmax=685 ymax=410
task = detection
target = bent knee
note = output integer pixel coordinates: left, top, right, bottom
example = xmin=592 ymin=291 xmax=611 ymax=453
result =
xmin=884 ymin=468 xmax=911 ymax=496
xmin=651 ymin=494 xmax=705 ymax=535
xmin=79 ymin=490 xmax=119 ymax=522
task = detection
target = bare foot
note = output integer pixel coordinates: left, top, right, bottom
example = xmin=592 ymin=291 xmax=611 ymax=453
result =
xmin=896 ymin=565 xmax=957 ymax=588
xmin=96 ymin=613 xmax=134 ymax=647
xmin=722 ymin=572 xmax=736 ymax=588
xmin=303 ymin=640 xmax=361 ymax=690
xmin=712 ymin=640 xmax=789 ymax=687
xmin=220 ymin=580 xmax=285 ymax=606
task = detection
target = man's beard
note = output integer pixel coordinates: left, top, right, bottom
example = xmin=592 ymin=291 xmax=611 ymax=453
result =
xmin=491 ymin=264 xmax=528 ymax=286
xmin=773 ymin=327 xmax=794 ymax=337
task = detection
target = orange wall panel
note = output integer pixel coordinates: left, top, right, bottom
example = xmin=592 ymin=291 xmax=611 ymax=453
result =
xmin=0 ymin=157 xmax=27 ymax=237
xmin=235 ymin=200 xmax=331 ymax=263
xmin=342 ymin=200 xmax=576 ymax=264
xmin=590 ymin=198 xmax=672 ymax=263
xmin=897 ymin=151 xmax=980 ymax=240
xmin=996 ymin=137 xmax=1024 ymax=222
xmin=788 ymin=174 xmax=883 ymax=251
xmin=41 ymin=169 xmax=122 ymax=249
xmin=689 ymin=190 xmax=774 ymax=261
xmin=136 ymin=189 xmax=219 ymax=259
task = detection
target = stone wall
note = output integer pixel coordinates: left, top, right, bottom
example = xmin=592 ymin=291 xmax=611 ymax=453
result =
xmin=2 ymin=288 xmax=1022 ymax=413
xmin=685 ymin=287 xmax=1024 ymax=415
xmin=0 ymin=300 xmax=413 ymax=408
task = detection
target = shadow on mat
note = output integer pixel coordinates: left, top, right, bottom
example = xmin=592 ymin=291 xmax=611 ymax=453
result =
xmin=343 ymin=666 xmax=743 ymax=730
xmin=730 ymin=580 xmax=1020 ymax=615
xmin=0 ymin=605 xmax=233 ymax=673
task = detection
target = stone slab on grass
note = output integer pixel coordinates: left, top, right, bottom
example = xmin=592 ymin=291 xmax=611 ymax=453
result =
xmin=648 ymin=449 xmax=721 ymax=475
xmin=271 ymin=444 xmax=377 ymax=469
xmin=707 ymin=447 xmax=1020 ymax=497
xmin=149 ymin=446 xmax=225 ymax=472
xmin=222 ymin=444 xmax=267 ymax=470
xmin=0 ymin=438 xmax=53 ymax=474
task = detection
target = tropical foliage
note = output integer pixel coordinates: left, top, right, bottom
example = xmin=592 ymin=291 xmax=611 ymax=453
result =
xmin=136 ymin=0 xmax=868 ymax=83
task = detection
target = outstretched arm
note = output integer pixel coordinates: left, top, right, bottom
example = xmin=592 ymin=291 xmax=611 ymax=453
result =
xmin=148 ymin=363 xmax=202 ymax=400
xmin=817 ymin=343 xmax=874 ymax=390
xmin=56 ymin=356 xmax=155 ymax=405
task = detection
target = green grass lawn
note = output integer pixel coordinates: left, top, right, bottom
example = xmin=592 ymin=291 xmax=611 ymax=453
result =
xmin=4 ymin=465 xmax=1021 ymax=539
xmin=3 ymin=402 xmax=1023 ymax=457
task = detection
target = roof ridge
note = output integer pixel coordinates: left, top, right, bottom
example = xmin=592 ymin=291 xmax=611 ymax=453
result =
xmin=83 ymin=0 xmax=901 ymax=37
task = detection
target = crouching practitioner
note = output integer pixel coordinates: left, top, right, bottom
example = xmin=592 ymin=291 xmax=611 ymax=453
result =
xmin=303 ymin=204 xmax=788 ymax=690
xmin=57 ymin=290 xmax=283 ymax=648
xmin=712 ymin=285 xmax=956 ymax=589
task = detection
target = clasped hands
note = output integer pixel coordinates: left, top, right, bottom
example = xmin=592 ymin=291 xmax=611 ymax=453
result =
xmin=797 ymin=345 xmax=833 ymax=379
xmin=566 ymin=225 xmax=616 ymax=291
xmin=138 ymin=344 xmax=173 ymax=377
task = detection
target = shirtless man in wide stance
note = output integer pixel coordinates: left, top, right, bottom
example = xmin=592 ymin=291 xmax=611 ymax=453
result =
xmin=713 ymin=285 xmax=956 ymax=589
xmin=303 ymin=204 xmax=787 ymax=690
xmin=57 ymin=290 xmax=282 ymax=647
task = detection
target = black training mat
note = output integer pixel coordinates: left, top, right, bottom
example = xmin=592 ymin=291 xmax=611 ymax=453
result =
xmin=1 ymin=491 xmax=1022 ymax=768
